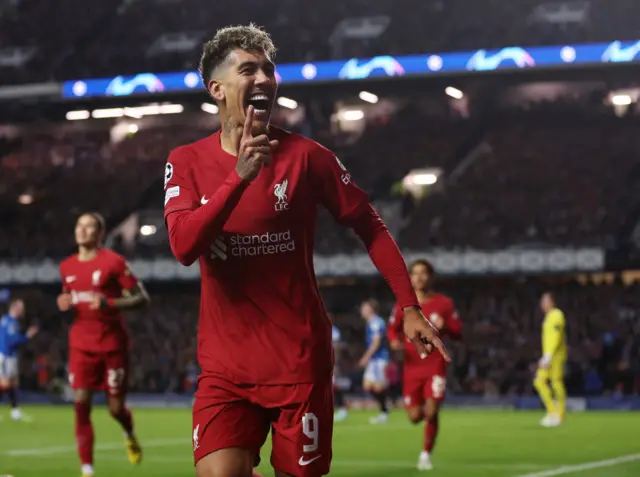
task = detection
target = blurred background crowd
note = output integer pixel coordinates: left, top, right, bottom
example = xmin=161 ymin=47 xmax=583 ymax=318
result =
xmin=7 ymin=277 xmax=640 ymax=397
xmin=1 ymin=0 xmax=640 ymax=399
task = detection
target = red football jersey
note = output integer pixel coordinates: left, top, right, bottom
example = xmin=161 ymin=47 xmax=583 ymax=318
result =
xmin=164 ymin=128 xmax=372 ymax=385
xmin=388 ymin=293 xmax=462 ymax=378
xmin=59 ymin=248 xmax=138 ymax=352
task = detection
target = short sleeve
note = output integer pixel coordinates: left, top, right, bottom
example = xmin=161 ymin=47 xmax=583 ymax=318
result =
xmin=370 ymin=319 xmax=384 ymax=335
xmin=114 ymin=256 xmax=138 ymax=291
xmin=310 ymin=146 xmax=369 ymax=224
xmin=164 ymin=147 xmax=200 ymax=218
xmin=552 ymin=311 xmax=565 ymax=331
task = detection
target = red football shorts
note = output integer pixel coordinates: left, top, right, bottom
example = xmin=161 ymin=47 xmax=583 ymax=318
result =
xmin=68 ymin=348 xmax=129 ymax=396
xmin=403 ymin=374 xmax=447 ymax=408
xmin=193 ymin=374 xmax=334 ymax=477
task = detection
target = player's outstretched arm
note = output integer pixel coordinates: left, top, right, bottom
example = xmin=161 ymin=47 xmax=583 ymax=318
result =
xmin=350 ymin=212 xmax=449 ymax=361
xmin=165 ymin=106 xmax=278 ymax=265
xmin=311 ymin=147 xmax=449 ymax=361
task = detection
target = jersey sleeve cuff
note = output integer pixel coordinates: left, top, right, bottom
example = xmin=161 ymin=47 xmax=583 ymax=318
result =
xmin=400 ymin=300 xmax=421 ymax=311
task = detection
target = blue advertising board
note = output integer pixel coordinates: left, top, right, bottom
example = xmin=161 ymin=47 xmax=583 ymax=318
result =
xmin=62 ymin=40 xmax=640 ymax=99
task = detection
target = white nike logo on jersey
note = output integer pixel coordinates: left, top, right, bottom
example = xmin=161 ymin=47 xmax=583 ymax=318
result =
xmin=298 ymin=455 xmax=321 ymax=466
xmin=65 ymin=276 xmax=77 ymax=283
xmin=201 ymin=196 xmax=209 ymax=205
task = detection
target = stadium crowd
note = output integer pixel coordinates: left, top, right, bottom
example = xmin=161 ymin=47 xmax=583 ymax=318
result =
xmin=1 ymin=101 xmax=638 ymax=258
xmin=2 ymin=0 xmax=640 ymax=83
xmin=9 ymin=277 xmax=640 ymax=397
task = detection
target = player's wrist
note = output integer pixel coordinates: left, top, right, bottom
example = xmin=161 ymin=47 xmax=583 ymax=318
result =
xmin=402 ymin=305 xmax=421 ymax=313
xmin=100 ymin=298 xmax=116 ymax=309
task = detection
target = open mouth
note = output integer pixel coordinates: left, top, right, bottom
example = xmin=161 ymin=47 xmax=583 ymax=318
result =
xmin=246 ymin=93 xmax=271 ymax=115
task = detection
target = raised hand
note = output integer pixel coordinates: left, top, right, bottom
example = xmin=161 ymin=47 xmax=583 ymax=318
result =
xmin=235 ymin=105 xmax=279 ymax=182
xmin=402 ymin=306 xmax=451 ymax=361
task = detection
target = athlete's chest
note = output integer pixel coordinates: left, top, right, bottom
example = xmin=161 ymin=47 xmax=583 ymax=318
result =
xmin=63 ymin=260 xmax=116 ymax=293
xmin=193 ymin=155 xmax=312 ymax=232
xmin=412 ymin=300 xmax=449 ymax=338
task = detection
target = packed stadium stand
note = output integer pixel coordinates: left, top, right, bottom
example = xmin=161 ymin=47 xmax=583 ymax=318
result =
xmin=3 ymin=0 xmax=640 ymax=82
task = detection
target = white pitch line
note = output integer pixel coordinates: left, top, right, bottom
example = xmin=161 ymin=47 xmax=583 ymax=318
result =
xmin=514 ymin=453 xmax=640 ymax=477
xmin=97 ymin=454 xmax=542 ymax=470
xmin=7 ymin=438 xmax=542 ymax=471
xmin=4 ymin=425 xmax=413 ymax=456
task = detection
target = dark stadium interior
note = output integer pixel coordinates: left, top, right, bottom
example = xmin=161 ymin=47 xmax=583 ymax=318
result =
xmin=1 ymin=0 xmax=640 ymax=466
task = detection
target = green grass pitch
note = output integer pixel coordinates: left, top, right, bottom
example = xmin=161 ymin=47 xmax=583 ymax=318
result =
xmin=1 ymin=407 xmax=639 ymax=476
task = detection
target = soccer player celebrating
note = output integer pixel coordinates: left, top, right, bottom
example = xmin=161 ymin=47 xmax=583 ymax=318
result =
xmin=358 ymin=299 xmax=390 ymax=424
xmin=0 ymin=298 xmax=39 ymax=421
xmin=388 ymin=259 xmax=461 ymax=471
xmin=163 ymin=24 xmax=448 ymax=477
xmin=57 ymin=213 xmax=150 ymax=477
xmin=533 ymin=292 xmax=567 ymax=428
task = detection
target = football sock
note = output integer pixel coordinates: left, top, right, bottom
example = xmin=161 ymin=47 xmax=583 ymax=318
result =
xmin=74 ymin=402 xmax=94 ymax=466
xmin=7 ymin=387 xmax=17 ymax=408
xmin=81 ymin=463 xmax=94 ymax=476
xmin=374 ymin=391 xmax=389 ymax=414
xmin=551 ymin=379 xmax=566 ymax=419
xmin=533 ymin=377 xmax=556 ymax=414
xmin=113 ymin=407 xmax=135 ymax=437
xmin=424 ymin=413 xmax=439 ymax=453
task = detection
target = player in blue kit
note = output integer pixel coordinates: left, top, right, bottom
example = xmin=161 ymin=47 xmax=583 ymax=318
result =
xmin=331 ymin=319 xmax=349 ymax=422
xmin=0 ymin=298 xmax=38 ymax=421
xmin=358 ymin=299 xmax=390 ymax=424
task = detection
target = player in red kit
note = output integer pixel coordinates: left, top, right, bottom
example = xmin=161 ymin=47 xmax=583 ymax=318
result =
xmin=163 ymin=24 xmax=449 ymax=477
xmin=57 ymin=213 xmax=150 ymax=477
xmin=388 ymin=259 xmax=462 ymax=471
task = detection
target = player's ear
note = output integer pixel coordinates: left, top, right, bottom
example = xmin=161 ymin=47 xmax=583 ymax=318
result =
xmin=209 ymin=79 xmax=225 ymax=103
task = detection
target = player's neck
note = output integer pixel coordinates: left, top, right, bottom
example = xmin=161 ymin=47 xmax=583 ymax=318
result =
xmin=220 ymin=128 xmax=239 ymax=156
xmin=220 ymin=113 xmax=240 ymax=156
xmin=77 ymin=246 xmax=99 ymax=262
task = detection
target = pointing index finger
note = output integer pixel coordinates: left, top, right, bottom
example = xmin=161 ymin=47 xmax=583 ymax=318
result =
xmin=410 ymin=337 xmax=429 ymax=360
xmin=432 ymin=337 xmax=451 ymax=362
xmin=243 ymin=105 xmax=255 ymax=140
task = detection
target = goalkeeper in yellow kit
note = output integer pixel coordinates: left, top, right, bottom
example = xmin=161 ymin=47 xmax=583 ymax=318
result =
xmin=533 ymin=292 xmax=567 ymax=427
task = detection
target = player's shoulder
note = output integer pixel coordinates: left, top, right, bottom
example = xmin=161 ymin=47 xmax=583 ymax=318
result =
xmin=166 ymin=133 xmax=218 ymax=168
xmin=371 ymin=315 xmax=385 ymax=328
xmin=59 ymin=253 xmax=79 ymax=270
xmin=272 ymin=126 xmax=334 ymax=160
xmin=99 ymin=248 xmax=126 ymax=266
xmin=551 ymin=308 xmax=565 ymax=321
xmin=433 ymin=292 xmax=454 ymax=307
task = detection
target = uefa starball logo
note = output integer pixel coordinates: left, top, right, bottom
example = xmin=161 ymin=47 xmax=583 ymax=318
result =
xmin=338 ymin=56 xmax=405 ymax=80
xmin=466 ymin=47 xmax=535 ymax=71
